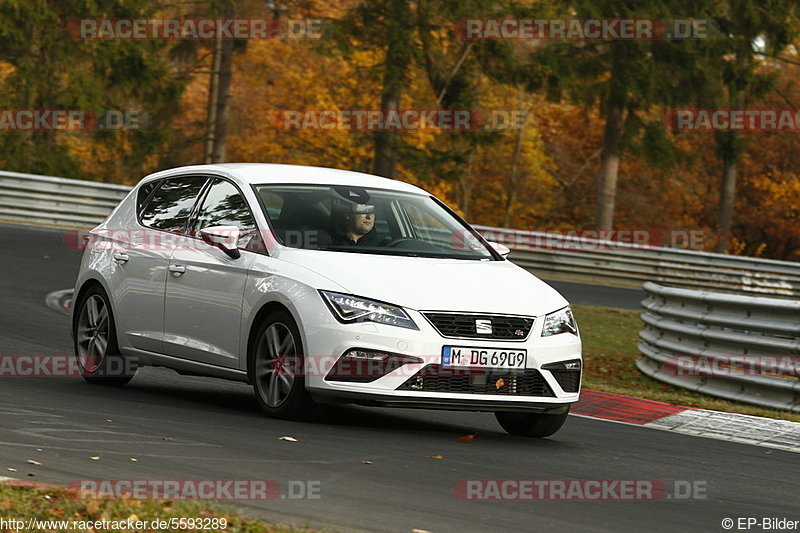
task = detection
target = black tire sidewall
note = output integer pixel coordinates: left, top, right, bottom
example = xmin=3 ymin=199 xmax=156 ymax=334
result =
xmin=495 ymin=407 xmax=570 ymax=438
xmin=250 ymin=309 xmax=315 ymax=420
xmin=73 ymin=285 xmax=134 ymax=385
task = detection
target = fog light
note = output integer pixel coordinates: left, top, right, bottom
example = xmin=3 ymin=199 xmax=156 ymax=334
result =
xmin=325 ymin=349 xmax=422 ymax=383
xmin=542 ymin=359 xmax=581 ymax=371
xmin=541 ymin=359 xmax=582 ymax=393
xmin=343 ymin=350 xmax=387 ymax=361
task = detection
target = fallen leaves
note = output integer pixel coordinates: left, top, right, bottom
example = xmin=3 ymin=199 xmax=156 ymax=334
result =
xmin=7 ymin=468 xmax=17 ymax=472
xmin=361 ymin=460 xmax=373 ymax=465
xmin=160 ymin=437 xmax=173 ymax=441
xmin=278 ymin=436 xmax=298 ymax=442
xmin=130 ymin=458 xmax=138 ymax=462
xmin=495 ymin=378 xmax=505 ymax=389
xmin=89 ymin=457 xmax=101 ymax=461
xmin=26 ymin=460 xmax=42 ymax=466
xmin=426 ymin=455 xmax=443 ymax=460
xmin=458 ymin=434 xmax=476 ymax=443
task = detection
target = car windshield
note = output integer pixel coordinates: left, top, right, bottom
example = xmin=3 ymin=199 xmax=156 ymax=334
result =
xmin=254 ymin=184 xmax=495 ymax=260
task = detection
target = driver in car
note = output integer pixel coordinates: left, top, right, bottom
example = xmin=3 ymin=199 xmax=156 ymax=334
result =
xmin=329 ymin=203 xmax=388 ymax=246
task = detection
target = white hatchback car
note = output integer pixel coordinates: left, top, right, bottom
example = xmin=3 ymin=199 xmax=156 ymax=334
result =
xmin=72 ymin=164 xmax=581 ymax=437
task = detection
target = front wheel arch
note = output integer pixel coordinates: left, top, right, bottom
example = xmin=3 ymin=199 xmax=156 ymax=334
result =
xmin=246 ymin=301 xmax=298 ymax=384
xmin=248 ymin=307 xmax=317 ymax=420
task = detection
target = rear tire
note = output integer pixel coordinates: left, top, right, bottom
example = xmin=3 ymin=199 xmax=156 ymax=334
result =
xmin=495 ymin=407 xmax=570 ymax=438
xmin=250 ymin=310 xmax=317 ymax=420
xmin=73 ymin=286 xmax=136 ymax=386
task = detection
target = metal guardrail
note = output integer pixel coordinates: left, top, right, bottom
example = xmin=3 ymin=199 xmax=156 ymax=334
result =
xmin=0 ymin=170 xmax=130 ymax=227
xmin=636 ymin=282 xmax=800 ymax=412
xmin=474 ymin=225 xmax=800 ymax=298
xmin=1 ymin=170 xmax=798 ymax=297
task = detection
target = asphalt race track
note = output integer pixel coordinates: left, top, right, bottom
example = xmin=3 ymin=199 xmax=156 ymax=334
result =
xmin=1 ymin=222 xmax=798 ymax=532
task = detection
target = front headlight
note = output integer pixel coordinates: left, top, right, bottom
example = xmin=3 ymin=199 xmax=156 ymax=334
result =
xmin=320 ymin=291 xmax=418 ymax=330
xmin=541 ymin=306 xmax=578 ymax=337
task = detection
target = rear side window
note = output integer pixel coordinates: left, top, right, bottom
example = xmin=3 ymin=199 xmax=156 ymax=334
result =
xmin=136 ymin=180 xmax=160 ymax=216
xmin=139 ymin=176 xmax=207 ymax=233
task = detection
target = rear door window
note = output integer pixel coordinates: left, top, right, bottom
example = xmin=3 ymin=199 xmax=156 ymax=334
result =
xmin=139 ymin=176 xmax=207 ymax=233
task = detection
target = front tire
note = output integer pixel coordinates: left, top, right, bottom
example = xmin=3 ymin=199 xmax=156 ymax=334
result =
xmin=495 ymin=407 xmax=570 ymax=438
xmin=73 ymin=286 xmax=136 ymax=386
xmin=250 ymin=310 xmax=317 ymax=420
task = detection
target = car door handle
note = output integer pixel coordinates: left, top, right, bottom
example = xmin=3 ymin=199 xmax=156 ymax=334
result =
xmin=169 ymin=264 xmax=186 ymax=276
xmin=112 ymin=252 xmax=130 ymax=264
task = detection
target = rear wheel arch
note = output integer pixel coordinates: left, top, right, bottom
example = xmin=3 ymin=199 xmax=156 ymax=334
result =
xmin=72 ymin=278 xmax=107 ymax=335
xmin=72 ymin=282 xmax=136 ymax=386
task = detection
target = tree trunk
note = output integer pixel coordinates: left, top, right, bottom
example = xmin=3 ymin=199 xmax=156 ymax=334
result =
xmin=715 ymin=156 xmax=738 ymax=252
xmin=210 ymin=37 xmax=234 ymax=163
xmin=204 ymin=4 xmax=235 ymax=164
xmin=595 ymin=45 xmax=626 ymax=231
xmin=371 ymin=0 xmax=411 ymax=178
xmin=371 ymin=87 xmax=401 ymax=177
xmin=595 ymin=94 xmax=624 ymax=230
xmin=714 ymin=37 xmax=750 ymax=253
xmin=204 ymin=33 xmax=222 ymax=164
xmin=458 ymin=153 xmax=475 ymax=220
xmin=503 ymin=85 xmax=526 ymax=228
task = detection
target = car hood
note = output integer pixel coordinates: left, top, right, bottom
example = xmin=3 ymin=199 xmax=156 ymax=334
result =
xmin=274 ymin=248 xmax=569 ymax=316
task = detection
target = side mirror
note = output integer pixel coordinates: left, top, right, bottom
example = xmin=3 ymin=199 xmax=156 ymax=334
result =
xmin=199 ymin=225 xmax=241 ymax=259
xmin=487 ymin=241 xmax=510 ymax=258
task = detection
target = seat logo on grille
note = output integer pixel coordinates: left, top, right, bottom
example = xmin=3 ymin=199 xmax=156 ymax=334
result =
xmin=475 ymin=319 xmax=493 ymax=335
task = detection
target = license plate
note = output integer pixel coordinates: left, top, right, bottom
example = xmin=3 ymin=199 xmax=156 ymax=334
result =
xmin=441 ymin=346 xmax=527 ymax=369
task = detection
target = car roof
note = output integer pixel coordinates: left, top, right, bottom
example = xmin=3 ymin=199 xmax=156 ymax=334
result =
xmin=142 ymin=163 xmax=429 ymax=196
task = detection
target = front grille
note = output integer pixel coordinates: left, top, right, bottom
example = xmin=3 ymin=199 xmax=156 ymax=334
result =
xmin=397 ymin=365 xmax=554 ymax=397
xmin=422 ymin=313 xmax=534 ymax=340
xmin=549 ymin=370 xmax=581 ymax=392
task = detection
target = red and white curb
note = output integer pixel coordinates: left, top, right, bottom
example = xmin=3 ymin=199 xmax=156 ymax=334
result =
xmin=573 ymin=389 xmax=800 ymax=453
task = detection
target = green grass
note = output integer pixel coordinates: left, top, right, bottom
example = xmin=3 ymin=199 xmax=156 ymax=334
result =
xmin=0 ymin=483 xmax=324 ymax=533
xmin=573 ymin=304 xmax=800 ymax=423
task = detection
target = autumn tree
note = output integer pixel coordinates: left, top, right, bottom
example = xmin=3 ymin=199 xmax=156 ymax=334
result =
xmin=528 ymin=0 xmax=713 ymax=230
xmin=0 ymin=0 xmax=186 ymax=180
xmin=332 ymin=0 xmax=415 ymax=177
xmin=697 ymin=0 xmax=799 ymax=251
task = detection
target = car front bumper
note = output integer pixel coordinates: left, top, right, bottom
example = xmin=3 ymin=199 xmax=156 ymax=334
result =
xmin=303 ymin=306 xmax=582 ymax=409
